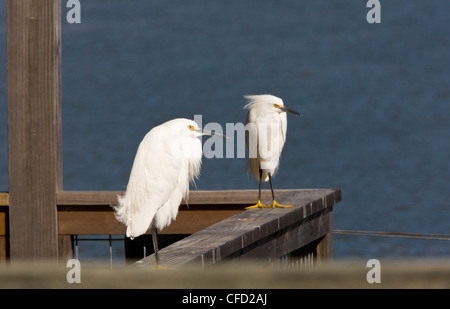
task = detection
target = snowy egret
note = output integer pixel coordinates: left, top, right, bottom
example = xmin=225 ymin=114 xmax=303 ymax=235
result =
xmin=244 ymin=94 xmax=301 ymax=209
xmin=114 ymin=118 xmax=220 ymax=266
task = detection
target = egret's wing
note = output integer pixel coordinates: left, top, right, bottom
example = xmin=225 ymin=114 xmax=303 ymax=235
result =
xmin=245 ymin=110 xmax=261 ymax=182
xmin=115 ymin=126 xmax=183 ymax=238
xmin=243 ymin=94 xmax=288 ymax=183
xmin=153 ymin=131 xmax=202 ymax=230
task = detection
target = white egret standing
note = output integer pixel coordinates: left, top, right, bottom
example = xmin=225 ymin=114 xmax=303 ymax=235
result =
xmin=244 ymin=94 xmax=301 ymax=209
xmin=114 ymin=118 xmax=217 ymax=266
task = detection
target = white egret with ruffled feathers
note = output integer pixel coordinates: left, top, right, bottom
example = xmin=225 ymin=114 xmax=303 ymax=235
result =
xmin=244 ymin=94 xmax=301 ymax=209
xmin=114 ymin=118 xmax=221 ymax=266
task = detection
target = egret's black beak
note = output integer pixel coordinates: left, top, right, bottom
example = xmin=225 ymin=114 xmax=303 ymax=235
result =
xmin=280 ymin=106 xmax=302 ymax=117
xmin=196 ymin=129 xmax=230 ymax=139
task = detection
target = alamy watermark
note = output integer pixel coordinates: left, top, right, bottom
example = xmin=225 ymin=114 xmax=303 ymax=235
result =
xmin=65 ymin=1 xmax=380 ymax=25
xmin=366 ymin=0 xmax=381 ymax=24
xmin=66 ymin=0 xmax=81 ymax=24
xmin=66 ymin=258 xmax=381 ymax=285
xmin=366 ymin=259 xmax=381 ymax=283
xmin=66 ymin=259 xmax=81 ymax=284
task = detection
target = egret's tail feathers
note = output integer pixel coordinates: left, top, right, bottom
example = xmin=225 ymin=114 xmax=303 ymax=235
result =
xmin=126 ymin=227 xmax=133 ymax=239
xmin=127 ymin=214 xmax=154 ymax=238
xmin=114 ymin=195 xmax=155 ymax=239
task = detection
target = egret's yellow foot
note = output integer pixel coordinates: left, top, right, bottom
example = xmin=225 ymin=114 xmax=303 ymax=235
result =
xmin=245 ymin=200 xmax=271 ymax=209
xmin=272 ymin=200 xmax=293 ymax=208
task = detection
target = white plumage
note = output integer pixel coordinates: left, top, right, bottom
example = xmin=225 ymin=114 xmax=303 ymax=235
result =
xmin=114 ymin=118 xmax=204 ymax=241
xmin=244 ymin=94 xmax=301 ymax=208
xmin=244 ymin=94 xmax=288 ymax=183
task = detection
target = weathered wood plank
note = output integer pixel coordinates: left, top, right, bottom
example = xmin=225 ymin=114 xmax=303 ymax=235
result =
xmin=7 ymin=0 xmax=62 ymax=262
xmin=57 ymin=191 xmax=124 ymax=206
xmin=0 ymin=191 xmax=288 ymax=207
xmin=139 ymin=189 xmax=341 ymax=267
xmin=58 ymin=208 xmax=242 ymax=235
xmin=237 ymin=208 xmax=333 ymax=262
xmin=56 ymin=189 xmax=286 ymax=206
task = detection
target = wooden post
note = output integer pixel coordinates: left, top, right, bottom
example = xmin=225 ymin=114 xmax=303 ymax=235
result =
xmin=315 ymin=210 xmax=333 ymax=262
xmin=0 ymin=194 xmax=8 ymax=263
xmin=7 ymin=1 xmax=62 ymax=262
xmin=315 ymin=234 xmax=332 ymax=261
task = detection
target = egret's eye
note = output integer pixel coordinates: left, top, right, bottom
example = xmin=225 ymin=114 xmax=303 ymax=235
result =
xmin=188 ymin=125 xmax=195 ymax=131
xmin=273 ymin=104 xmax=280 ymax=109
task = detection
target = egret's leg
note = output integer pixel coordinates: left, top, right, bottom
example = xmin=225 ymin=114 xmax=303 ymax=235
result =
xmin=151 ymin=222 xmax=160 ymax=266
xmin=268 ymin=173 xmax=293 ymax=208
xmin=246 ymin=169 xmax=270 ymax=209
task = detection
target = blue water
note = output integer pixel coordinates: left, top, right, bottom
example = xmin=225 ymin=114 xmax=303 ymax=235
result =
xmin=0 ymin=0 xmax=449 ymax=260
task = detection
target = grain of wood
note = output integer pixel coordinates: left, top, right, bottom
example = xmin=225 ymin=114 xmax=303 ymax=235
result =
xmin=7 ymin=0 xmax=62 ymax=262
xmin=140 ymin=189 xmax=341 ymax=267
xmin=56 ymin=189 xmax=285 ymax=205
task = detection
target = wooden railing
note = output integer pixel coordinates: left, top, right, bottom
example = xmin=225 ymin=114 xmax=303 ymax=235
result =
xmin=0 ymin=188 xmax=341 ymax=265
xmin=138 ymin=188 xmax=340 ymax=268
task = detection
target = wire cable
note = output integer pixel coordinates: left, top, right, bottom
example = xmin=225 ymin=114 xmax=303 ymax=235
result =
xmin=333 ymin=229 xmax=450 ymax=241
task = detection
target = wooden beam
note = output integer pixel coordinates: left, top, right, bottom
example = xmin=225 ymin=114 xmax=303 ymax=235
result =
xmin=58 ymin=208 xmax=243 ymax=235
xmin=56 ymin=189 xmax=288 ymax=206
xmin=2 ymin=190 xmax=309 ymax=236
xmin=56 ymin=190 xmax=275 ymax=235
xmin=7 ymin=1 xmax=62 ymax=262
xmin=139 ymin=189 xmax=341 ymax=267
xmin=56 ymin=189 xmax=310 ymax=235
